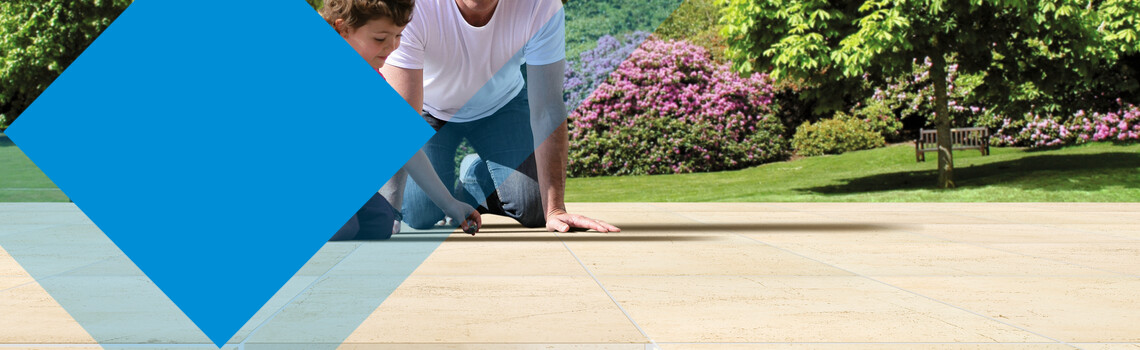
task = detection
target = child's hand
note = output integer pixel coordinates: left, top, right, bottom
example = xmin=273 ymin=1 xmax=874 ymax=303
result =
xmin=445 ymin=201 xmax=481 ymax=235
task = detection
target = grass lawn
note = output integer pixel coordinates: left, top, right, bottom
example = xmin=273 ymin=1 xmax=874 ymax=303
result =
xmin=566 ymin=142 xmax=1140 ymax=202
xmin=3 ymin=133 xmax=1137 ymax=202
xmin=0 ymin=134 xmax=69 ymax=202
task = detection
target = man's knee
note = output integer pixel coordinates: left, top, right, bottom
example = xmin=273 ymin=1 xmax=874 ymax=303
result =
xmin=517 ymin=209 xmax=546 ymax=228
xmin=459 ymin=154 xmax=484 ymax=185
xmin=401 ymin=182 xmax=446 ymax=230
xmin=499 ymin=180 xmax=544 ymax=228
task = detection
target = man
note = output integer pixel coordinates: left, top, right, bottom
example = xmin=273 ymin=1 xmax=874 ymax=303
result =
xmin=380 ymin=0 xmax=619 ymax=233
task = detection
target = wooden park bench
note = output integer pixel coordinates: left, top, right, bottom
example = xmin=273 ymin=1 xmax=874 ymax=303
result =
xmin=915 ymin=127 xmax=990 ymax=162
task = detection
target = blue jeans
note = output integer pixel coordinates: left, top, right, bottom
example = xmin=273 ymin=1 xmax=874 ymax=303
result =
xmin=402 ymin=88 xmax=545 ymax=229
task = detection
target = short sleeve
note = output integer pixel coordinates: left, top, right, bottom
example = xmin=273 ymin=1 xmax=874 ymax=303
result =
xmin=524 ymin=7 xmax=565 ymax=66
xmin=385 ymin=8 xmax=426 ymax=70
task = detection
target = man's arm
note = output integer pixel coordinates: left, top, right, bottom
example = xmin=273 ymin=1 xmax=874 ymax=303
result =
xmin=379 ymin=65 xmax=424 ymax=112
xmin=526 ymin=60 xmax=619 ymax=233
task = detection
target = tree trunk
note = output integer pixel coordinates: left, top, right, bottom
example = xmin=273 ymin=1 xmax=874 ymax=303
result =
xmin=931 ymin=42 xmax=955 ymax=188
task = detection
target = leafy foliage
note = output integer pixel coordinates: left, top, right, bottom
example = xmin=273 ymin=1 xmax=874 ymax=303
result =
xmin=654 ymin=0 xmax=729 ymax=61
xmin=1 ymin=0 xmax=132 ymax=129
xmin=792 ymin=113 xmax=886 ymax=157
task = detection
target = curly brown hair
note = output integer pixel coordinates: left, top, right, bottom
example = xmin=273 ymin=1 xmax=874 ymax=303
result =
xmin=320 ymin=0 xmax=414 ymax=30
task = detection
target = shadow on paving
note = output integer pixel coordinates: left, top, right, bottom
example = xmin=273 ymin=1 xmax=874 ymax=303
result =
xmin=804 ymin=152 xmax=1140 ymax=194
xmin=391 ymin=235 xmax=722 ymax=242
xmin=387 ymin=223 xmax=902 ymax=242
xmin=387 ymin=223 xmax=904 ymax=242
xmin=478 ymin=222 xmax=900 ymax=232
xmin=0 ymin=134 xmax=13 ymax=147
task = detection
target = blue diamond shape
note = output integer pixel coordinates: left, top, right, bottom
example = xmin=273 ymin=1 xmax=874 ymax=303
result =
xmin=4 ymin=0 xmax=432 ymax=346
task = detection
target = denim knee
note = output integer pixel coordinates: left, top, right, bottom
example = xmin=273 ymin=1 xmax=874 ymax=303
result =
xmin=516 ymin=209 xmax=546 ymax=228
xmin=458 ymin=154 xmax=495 ymax=206
xmin=402 ymin=179 xmax=446 ymax=230
xmin=459 ymin=154 xmax=483 ymax=185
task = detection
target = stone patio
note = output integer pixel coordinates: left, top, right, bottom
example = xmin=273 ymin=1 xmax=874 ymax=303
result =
xmin=1 ymin=202 xmax=1138 ymax=349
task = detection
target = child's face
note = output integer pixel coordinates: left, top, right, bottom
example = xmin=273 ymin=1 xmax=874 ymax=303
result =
xmin=337 ymin=17 xmax=404 ymax=70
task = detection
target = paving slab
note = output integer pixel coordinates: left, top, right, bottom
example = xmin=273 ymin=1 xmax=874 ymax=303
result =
xmin=877 ymin=277 xmax=1140 ymax=343
xmin=985 ymin=243 xmax=1140 ymax=277
xmin=0 ymin=203 xmax=1137 ymax=348
xmin=775 ymin=241 xmax=1118 ymax=277
xmin=0 ymin=281 xmax=94 ymax=344
xmin=335 ymin=345 xmax=647 ymax=350
xmin=953 ymin=211 xmax=1140 ymax=225
xmin=597 ymin=276 xmax=1054 ymax=344
xmin=0 ymin=276 xmax=34 ymax=291
xmin=564 ymin=233 xmax=850 ymax=277
xmin=342 ymin=276 xmax=648 ymax=344
xmin=0 ymin=246 xmax=28 ymax=277
xmin=1070 ymin=344 xmax=1140 ymax=350
xmin=656 ymin=344 xmax=1075 ymax=349
xmin=1046 ymin=224 xmax=1140 ymax=240
xmin=0 ymin=210 xmax=94 ymax=225
xmin=907 ymin=224 xmax=1139 ymax=244
xmin=1012 ymin=203 xmax=1140 ymax=212
xmin=411 ymin=238 xmax=588 ymax=276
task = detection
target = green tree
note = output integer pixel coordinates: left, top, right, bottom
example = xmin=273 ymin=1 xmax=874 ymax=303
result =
xmin=655 ymin=0 xmax=729 ymax=60
xmin=1 ymin=0 xmax=133 ymax=130
xmin=306 ymin=0 xmax=324 ymax=11
xmin=722 ymin=0 xmax=1137 ymax=188
xmin=564 ymin=0 xmax=682 ymax=60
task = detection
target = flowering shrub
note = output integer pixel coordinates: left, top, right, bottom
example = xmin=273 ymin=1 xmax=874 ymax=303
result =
xmin=1077 ymin=107 xmax=1140 ymax=143
xmin=993 ymin=102 xmax=1140 ymax=147
xmin=792 ymin=113 xmax=886 ymax=156
xmin=568 ymin=38 xmax=787 ymax=176
xmin=564 ymin=31 xmax=651 ymax=113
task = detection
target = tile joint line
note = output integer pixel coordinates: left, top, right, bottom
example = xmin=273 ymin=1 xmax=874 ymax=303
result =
xmin=554 ymin=231 xmax=662 ymax=350
xmin=237 ymin=243 xmax=365 ymax=347
xmin=651 ymin=203 xmax=1076 ymax=348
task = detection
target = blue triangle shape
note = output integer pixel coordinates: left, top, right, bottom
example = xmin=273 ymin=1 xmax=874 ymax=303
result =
xmin=4 ymin=0 xmax=433 ymax=346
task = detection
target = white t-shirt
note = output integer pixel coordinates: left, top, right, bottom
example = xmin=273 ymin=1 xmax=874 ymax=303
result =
xmin=386 ymin=0 xmax=565 ymax=122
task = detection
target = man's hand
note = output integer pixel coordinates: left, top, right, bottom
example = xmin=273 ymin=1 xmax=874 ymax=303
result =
xmin=545 ymin=208 xmax=620 ymax=233
xmin=444 ymin=200 xmax=482 ymax=234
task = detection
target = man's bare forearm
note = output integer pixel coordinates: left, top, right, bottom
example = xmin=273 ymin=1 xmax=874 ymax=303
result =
xmin=526 ymin=61 xmax=570 ymax=216
xmin=534 ymin=121 xmax=569 ymax=216
xmin=378 ymin=65 xmax=424 ymax=112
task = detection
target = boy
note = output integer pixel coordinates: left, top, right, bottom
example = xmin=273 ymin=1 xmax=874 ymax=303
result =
xmin=320 ymin=0 xmax=480 ymax=240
